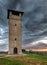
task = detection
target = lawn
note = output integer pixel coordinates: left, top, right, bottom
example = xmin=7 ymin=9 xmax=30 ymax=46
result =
xmin=0 ymin=53 xmax=47 ymax=65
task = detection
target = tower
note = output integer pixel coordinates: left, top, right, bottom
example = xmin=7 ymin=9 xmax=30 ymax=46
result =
xmin=7 ymin=10 xmax=23 ymax=54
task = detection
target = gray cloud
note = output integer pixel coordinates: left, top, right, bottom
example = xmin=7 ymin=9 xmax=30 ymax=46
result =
xmin=0 ymin=0 xmax=47 ymax=51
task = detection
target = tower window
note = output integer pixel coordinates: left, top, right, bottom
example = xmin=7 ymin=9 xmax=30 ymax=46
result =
xmin=15 ymin=38 xmax=17 ymax=40
xmin=15 ymin=24 xmax=17 ymax=26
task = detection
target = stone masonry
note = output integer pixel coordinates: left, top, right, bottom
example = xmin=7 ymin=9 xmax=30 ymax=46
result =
xmin=7 ymin=10 xmax=23 ymax=55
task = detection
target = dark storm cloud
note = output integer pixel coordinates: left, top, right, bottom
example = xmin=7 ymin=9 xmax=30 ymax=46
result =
xmin=0 ymin=0 xmax=47 ymax=50
xmin=20 ymin=0 xmax=47 ymax=46
xmin=0 ymin=0 xmax=18 ymax=9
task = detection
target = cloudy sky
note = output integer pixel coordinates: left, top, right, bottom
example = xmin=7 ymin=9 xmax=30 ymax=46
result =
xmin=0 ymin=0 xmax=47 ymax=51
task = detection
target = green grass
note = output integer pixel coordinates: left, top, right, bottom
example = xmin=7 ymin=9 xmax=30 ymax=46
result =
xmin=0 ymin=58 xmax=25 ymax=65
xmin=27 ymin=53 xmax=47 ymax=60
xmin=0 ymin=53 xmax=47 ymax=65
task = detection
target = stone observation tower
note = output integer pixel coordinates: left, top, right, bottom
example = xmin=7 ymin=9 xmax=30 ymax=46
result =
xmin=7 ymin=10 xmax=24 ymax=54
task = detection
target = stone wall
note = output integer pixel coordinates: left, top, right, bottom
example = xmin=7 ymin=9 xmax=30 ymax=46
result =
xmin=8 ymin=12 xmax=22 ymax=55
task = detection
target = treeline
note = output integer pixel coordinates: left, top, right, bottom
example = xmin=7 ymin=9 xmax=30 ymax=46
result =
xmin=22 ymin=49 xmax=47 ymax=56
xmin=0 ymin=52 xmax=8 ymax=54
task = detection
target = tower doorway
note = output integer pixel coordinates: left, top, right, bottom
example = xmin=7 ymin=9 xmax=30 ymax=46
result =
xmin=14 ymin=47 xmax=17 ymax=54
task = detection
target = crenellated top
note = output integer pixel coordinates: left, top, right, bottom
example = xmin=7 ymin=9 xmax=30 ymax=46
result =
xmin=7 ymin=9 xmax=24 ymax=19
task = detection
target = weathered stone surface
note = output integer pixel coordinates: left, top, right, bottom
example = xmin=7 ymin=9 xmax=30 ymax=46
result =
xmin=8 ymin=11 xmax=22 ymax=55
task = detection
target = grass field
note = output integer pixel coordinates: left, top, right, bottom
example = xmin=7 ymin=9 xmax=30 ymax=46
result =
xmin=0 ymin=53 xmax=47 ymax=65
